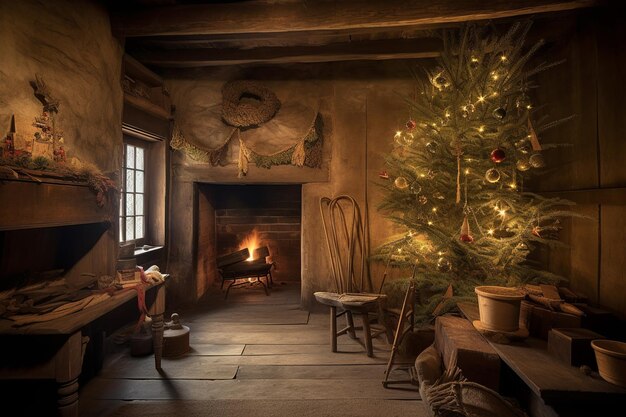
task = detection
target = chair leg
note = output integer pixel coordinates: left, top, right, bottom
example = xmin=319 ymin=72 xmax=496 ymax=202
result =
xmin=361 ymin=312 xmax=373 ymax=357
xmin=330 ymin=306 xmax=337 ymax=353
xmin=346 ymin=310 xmax=356 ymax=339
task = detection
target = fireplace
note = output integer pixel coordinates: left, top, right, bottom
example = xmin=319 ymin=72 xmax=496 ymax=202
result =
xmin=196 ymin=184 xmax=302 ymax=296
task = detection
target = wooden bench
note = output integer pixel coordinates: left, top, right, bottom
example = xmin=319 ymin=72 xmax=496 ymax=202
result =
xmin=457 ymin=302 xmax=626 ymax=417
xmin=0 ymin=280 xmax=166 ymax=417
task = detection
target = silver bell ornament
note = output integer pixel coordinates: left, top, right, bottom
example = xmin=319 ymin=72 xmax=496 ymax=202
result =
xmin=437 ymin=257 xmax=452 ymax=273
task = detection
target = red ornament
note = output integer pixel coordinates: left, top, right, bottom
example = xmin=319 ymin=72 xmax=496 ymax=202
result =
xmin=405 ymin=119 xmax=416 ymax=130
xmin=379 ymin=170 xmax=389 ymax=179
xmin=531 ymin=225 xmax=541 ymax=237
xmin=490 ymin=148 xmax=506 ymax=163
xmin=460 ymin=234 xmax=474 ymax=243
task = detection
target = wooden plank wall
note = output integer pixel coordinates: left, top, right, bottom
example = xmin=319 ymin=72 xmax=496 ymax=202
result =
xmin=533 ymin=9 xmax=626 ymax=317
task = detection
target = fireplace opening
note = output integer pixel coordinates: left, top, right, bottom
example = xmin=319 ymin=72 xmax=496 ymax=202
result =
xmin=196 ymin=184 xmax=301 ymax=298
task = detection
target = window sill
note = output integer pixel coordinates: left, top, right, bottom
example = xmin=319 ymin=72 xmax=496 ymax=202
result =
xmin=134 ymin=245 xmax=164 ymax=256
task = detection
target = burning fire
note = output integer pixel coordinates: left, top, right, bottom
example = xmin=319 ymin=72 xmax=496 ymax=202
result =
xmin=239 ymin=229 xmax=261 ymax=261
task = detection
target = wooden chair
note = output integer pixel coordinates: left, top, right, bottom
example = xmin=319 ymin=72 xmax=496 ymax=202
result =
xmin=313 ymin=195 xmax=391 ymax=357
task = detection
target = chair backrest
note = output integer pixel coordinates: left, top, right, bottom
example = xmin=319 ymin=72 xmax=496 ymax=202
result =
xmin=320 ymin=195 xmax=370 ymax=294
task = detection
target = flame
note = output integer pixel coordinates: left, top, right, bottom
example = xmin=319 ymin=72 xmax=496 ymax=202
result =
xmin=239 ymin=229 xmax=260 ymax=261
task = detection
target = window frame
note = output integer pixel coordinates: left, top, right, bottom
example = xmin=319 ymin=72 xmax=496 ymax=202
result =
xmin=119 ymin=137 xmax=148 ymax=246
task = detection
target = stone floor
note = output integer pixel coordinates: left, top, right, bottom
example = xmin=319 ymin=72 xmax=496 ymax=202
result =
xmin=79 ymin=282 xmax=429 ymax=416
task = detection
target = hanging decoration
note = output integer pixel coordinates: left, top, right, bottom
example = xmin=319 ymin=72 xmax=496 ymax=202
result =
xmin=490 ymin=148 xmax=506 ymax=163
xmin=485 ymin=168 xmax=501 ymax=183
xmin=170 ymin=80 xmax=323 ymax=177
xmin=529 ymin=153 xmax=546 ymax=168
xmin=459 ymin=214 xmax=473 ymax=243
xmin=394 ymin=176 xmax=409 ymax=190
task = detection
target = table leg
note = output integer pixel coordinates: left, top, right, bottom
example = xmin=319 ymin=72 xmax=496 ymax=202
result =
xmin=54 ymin=332 xmax=88 ymax=417
xmin=151 ymin=313 xmax=164 ymax=370
xmin=149 ymin=283 xmax=166 ymax=370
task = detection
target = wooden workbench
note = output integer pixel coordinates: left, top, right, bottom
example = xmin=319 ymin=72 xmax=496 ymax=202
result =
xmin=0 ymin=280 xmax=166 ymax=417
xmin=457 ymin=302 xmax=626 ymax=417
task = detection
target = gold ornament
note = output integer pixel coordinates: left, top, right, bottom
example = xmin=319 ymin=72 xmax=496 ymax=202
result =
xmin=485 ymin=168 xmax=500 ymax=183
xmin=394 ymin=176 xmax=409 ymax=190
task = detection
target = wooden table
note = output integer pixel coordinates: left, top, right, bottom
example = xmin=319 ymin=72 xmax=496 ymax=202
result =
xmin=457 ymin=302 xmax=626 ymax=417
xmin=0 ymin=281 xmax=166 ymax=417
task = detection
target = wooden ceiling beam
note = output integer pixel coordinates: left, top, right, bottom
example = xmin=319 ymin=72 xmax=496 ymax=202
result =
xmin=112 ymin=0 xmax=598 ymax=38
xmin=130 ymin=37 xmax=442 ymax=67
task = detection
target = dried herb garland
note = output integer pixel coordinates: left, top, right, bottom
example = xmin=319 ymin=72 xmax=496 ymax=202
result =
xmin=221 ymin=80 xmax=281 ymax=127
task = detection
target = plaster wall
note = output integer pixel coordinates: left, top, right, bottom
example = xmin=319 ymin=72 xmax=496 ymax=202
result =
xmin=0 ymin=0 xmax=123 ymax=173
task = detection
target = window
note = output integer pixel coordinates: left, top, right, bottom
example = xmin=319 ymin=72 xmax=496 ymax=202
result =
xmin=120 ymin=141 xmax=146 ymax=243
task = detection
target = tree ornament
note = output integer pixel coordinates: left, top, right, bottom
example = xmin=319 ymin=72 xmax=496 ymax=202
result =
xmin=466 ymin=103 xmax=475 ymax=113
xmin=418 ymin=195 xmax=428 ymax=205
xmin=461 ymin=109 xmax=470 ymax=118
xmin=437 ymin=257 xmax=452 ymax=273
xmin=516 ymin=94 xmax=531 ymax=110
xmin=469 ymin=56 xmax=480 ymax=69
xmin=406 ymin=119 xmax=417 ymax=130
xmin=529 ymin=153 xmax=546 ymax=168
xmin=516 ymin=159 xmax=530 ymax=172
xmin=433 ymin=191 xmax=445 ymax=200
xmin=400 ymin=133 xmax=414 ymax=146
xmin=532 ymin=225 xmax=542 ymax=237
xmin=459 ymin=214 xmax=473 ymax=243
xmin=490 ymin=148 xmax=506 ymax=163
xmin=493 ymin=107 xmax=507 ymax=120
xmin=431 ymin=71 xmax=450 ymax=90
xmin=394 ymin=176 xmax=409 ymax=190
xmin=409 ymin=182 xmax=422 ymax=194
xmin=379 ymin=170 xmax=389 ymax=179
xmin=426 ymin=141 xmax=438 ymax=154
xmin=485 ymin=168 xmax=500 ymax=183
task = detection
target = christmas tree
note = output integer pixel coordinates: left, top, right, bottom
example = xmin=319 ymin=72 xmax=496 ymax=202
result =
xmin=377 ymin=22 xmax=575 ymax=321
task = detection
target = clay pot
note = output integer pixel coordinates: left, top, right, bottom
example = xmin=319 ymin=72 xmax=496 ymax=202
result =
xmin=475 ymin=286 xmax=525 ymax=332
xmin=591 ymin=339 xmax=626 ymax=387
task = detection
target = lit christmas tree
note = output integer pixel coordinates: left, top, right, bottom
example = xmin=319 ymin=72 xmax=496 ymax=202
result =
xmin=377 ymin=22 xmax=575 ymax=322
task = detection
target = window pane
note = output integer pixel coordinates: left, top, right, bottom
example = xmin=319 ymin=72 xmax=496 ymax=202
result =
xmin=136 ymin=147 xmax=144 ymax=170
xmin=135 ymin=216 xmax=144 ymax=239
xmin=126 ymin=145 xmax=135 ymax=168
xmin=136 ymin=170 xmax=144 ymax=193
xmin=126 ymin=217 xmax=135 ymax=241
xmin=126 ymin=194 xmax=134 ymax=216
xmin=119 ymin=221 xmax=124 ymax=242
xmin=126 ymin=169 xmax=134 ymax=193
xmin=135 ymin=194 xmax=144 ymax=216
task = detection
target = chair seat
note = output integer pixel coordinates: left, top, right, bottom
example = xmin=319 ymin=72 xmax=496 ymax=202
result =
xmin=314 ymin=291 xmax=383 ymax=309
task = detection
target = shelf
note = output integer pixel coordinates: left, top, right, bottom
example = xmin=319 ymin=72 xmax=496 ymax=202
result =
xmin=123 ymin=54 xmax=163 ymax=87
xmin=0 ymin=180 xmax=112 ymax=231
xmin=540 ymin=186 xmax=626 ymax=205
xmin=457 ymin=302 xmax=626 ymax=405
xmin=124 ymin=93 xmax=171 ymax=120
